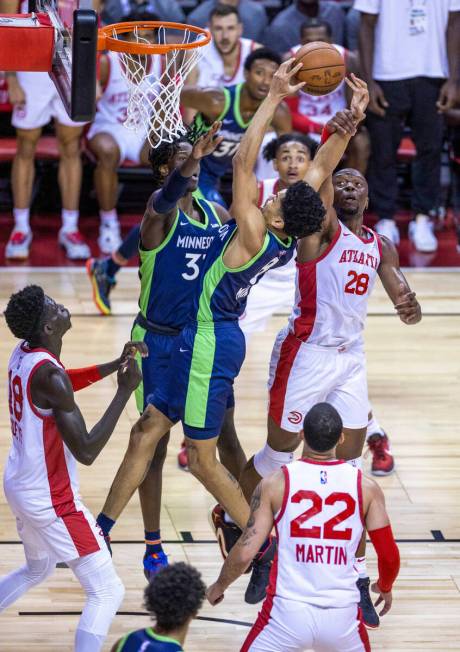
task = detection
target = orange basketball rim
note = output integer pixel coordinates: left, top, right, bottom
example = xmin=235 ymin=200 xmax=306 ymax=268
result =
xmin=97 ymin=21 xmax=211 ymax=54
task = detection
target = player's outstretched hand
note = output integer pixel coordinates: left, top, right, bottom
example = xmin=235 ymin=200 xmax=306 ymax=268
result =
xmin=268 ymin=59 xmax=306 ymax=101
xmin=371 ymin=582 xmax=393 ymax=616
xmin=394 ymin=283 xmax=422 ymax=325
xmin=191 ymin=121 xmax=224 ymax=160
xmin=117 ymin=357 xmax=142 ymax=392
xmin=345 ymin=73 xmax=369 ymax=123
xmin=206 ymin=582 xmax=225 ymax=606
xmin=325 ymin=109 xmax=357 ymax=137
xmin=119 ymin=341 xmax=149 ymax=364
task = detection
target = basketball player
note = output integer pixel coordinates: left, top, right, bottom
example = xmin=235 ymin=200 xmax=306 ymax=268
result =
xmin=181 ymin=47 xmax=292 ymax=205
xmin=1 ymin=285 xmax=145 ymax=652
xmin=95 ymin=61 xmax=367 ymax=603
xmin=87 ymin=11 xmax=160 ymax=254
xmin=1 ymin=0 xmax=90 ymax=261
xmin=207 ymin=403 xmax=400 ymax=652
xmin=286 ymin=18 xmax=370 ymax=175
xmin=110 ymin=563 xmax=206 ymax=651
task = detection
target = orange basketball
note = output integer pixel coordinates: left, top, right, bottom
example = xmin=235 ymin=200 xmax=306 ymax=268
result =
xmin=293 ymin=41 xmax=345 ymax=96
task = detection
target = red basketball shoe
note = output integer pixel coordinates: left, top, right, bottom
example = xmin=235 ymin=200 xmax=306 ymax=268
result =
xmin=367 ymin=433 xmax=394 ymax=476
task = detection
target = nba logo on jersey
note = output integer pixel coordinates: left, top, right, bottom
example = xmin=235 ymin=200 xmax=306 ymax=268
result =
xmin=320 ymin=470 xmax=327 ymax=484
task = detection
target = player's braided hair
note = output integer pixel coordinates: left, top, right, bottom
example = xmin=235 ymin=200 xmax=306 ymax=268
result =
xmin=281 ymin=180 xmax=326 ymax=239
xmin=263 ymin=132 xmax=318 ymax=162
xmin=4 ymin=285 xmax=46 ymax=342
xmin=148 ymin=126 xmax=199 ymax=190
xmin=144 ymin=562 xmax=206 ymax=631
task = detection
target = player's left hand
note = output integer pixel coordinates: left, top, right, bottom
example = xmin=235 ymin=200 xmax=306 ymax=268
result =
xmin=436 ymin=78 xmax=459 ymax=113
xmin=345 ymin=73 xmax=369 ymax=123
xmin=371 ymin=582 xmax=393 ymax=616
xmin=206 ymin=582 xmax=225 ymax=606
xmin=191 ymin=121 xmax=224 ymax=159
xmin=268 ymin=58 xmax=306 ymax=101
xmin=119 ymin=341 xmax=149 ymax=364
xmin=325 ymin=109 xmax=357 ymax=137
xmin=394 ymin=283 xmax=421 ymax=324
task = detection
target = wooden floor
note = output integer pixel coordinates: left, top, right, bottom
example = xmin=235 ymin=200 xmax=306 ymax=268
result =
xmin=0 ymin=268 xmax=459 ymax=651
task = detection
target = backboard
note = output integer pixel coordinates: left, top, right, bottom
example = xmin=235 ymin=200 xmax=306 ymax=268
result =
xmin=31 ymin=0 xmax=98 ymax=121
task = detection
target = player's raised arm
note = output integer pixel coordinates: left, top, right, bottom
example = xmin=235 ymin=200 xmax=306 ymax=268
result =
xmin=180 ymin=86 xmax=226 ymax=121
xmin=377 ymin=236 xmax=422 ymax=325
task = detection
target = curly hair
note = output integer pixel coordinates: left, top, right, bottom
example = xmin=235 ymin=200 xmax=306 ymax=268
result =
xmin=4 ymin=285 xmax=46 ymax=342
xmin=148 ymin=130 xmax=194 ymax=190
xmin=262 ymin=132 xmax=318 ymax=162
xmin=144 ymin=562 xmax=206 ymax=631
xmin=281 ymin=180 xmax=326 ymax=239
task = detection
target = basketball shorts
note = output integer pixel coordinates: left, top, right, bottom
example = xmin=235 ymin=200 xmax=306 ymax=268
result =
xmin=11 ymin=502 xmax=105 ymax=563
xmin=242 ymin=597 xmax=370 ymax=652
xmin=87 ymin=117 xmax=146 ymax=165
xmin=268 ymin=327 xmax=368 ymax=431
xmin=149 ymin=321 xmax=243 ymax=439
xmin=239 ymin=259 xmax=296 ymax=340
xmin=12 ymin=72 xmax=85 ymax=130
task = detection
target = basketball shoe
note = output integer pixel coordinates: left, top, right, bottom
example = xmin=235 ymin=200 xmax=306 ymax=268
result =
xmin=143 ymin=551 xmax=168 ymax=581
xmin=5 ymin=230 xmax=32 ymax=259
xmin=245 ymin=536 xmax=277 ymax=605
xmin=86 ymin=258 xmax=116 ymax=315
xmin=178 ymin=440 xmax=189 ymax=471
xmin=367 ymin=433 xmax=394 ymax=476
xmin=209 ymin=504 xmax=244 ymax=562
xmin=357 ymin=577 xmax=380 ymax=628
xmin=58 ymin=229 xmax=91 ymax=260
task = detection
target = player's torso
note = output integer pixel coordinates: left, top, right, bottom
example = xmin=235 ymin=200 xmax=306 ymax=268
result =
xmin=197 ymin=38 xmax=255 ymax=88
xmin=196 ymin=84 xmax=250 ymax=179
xmin=192 ymin=220 xmax=295 ymax=322
xmin=273 ymin=459 xmax=363 ymax=608
xmin=289 ymin=222 xmax=381 ymax=348
xmin=4 ymin=343 xmax=80 ymax=524
xmin=118 ymin=627 xmax=183 ymax=651
xmin=291 ymin=44 xmax=347 ymax=130
xmin=138 ymin=194 xmax=222 ymax=329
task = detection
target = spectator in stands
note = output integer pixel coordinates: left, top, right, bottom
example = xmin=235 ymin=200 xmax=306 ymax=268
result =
xmin=86 ymin=12 xmax=156 ymax=254
xmin=101 ymin=0 xmax=184 ymax=25
xmin=264 ymin=0 xmax=345 ymax=53
xmin=345 ymin=7 xmax=360 ymax=51
xmin=187 ymin=0 xmax=268 ymax=43
xmin=285 ymin=18 xmax=369 ymax=174
xmin=445 ymin=104 xmax=460 ymax=252
xmin=356 ymin=0 xmax=460 ymax=253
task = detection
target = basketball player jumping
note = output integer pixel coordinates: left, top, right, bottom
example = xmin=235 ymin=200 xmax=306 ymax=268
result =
xmin=207 ymin=402 xmax=400 ymax=652
xmin=95 ymin=60 xmax=367 ymax=603
xmin=1 ymin=285 xmax=144 ymax=652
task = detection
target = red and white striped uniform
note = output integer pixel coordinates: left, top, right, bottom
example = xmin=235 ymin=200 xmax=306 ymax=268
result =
xmin=197 ymin=37 xmax=257 ymax=88
xmin=4 ymin=343 xmax=103 ymax=560
xmin=268 ymin=223 xmax=381 ymax=431
xmin=242 ymin=459 xmax=370 ymax=651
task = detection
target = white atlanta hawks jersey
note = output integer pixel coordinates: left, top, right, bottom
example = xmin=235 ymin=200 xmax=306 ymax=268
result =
xmin=197 ymin=37 xmax=257 ymax=88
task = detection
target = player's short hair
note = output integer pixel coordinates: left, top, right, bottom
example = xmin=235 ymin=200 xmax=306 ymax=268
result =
xmin=148 ymin=133 xmax=192 ymax=189
xmin=4 ymin=285 xmax=46 ymax=342
xmin=210 ymin=3 xmax=240 ymax=22
xmin=281 ymin=180 xmax=326 ymax=238
xmin=300 ymin=18 xmax=333 ymax=38
xmin=303 ymin=403 xmax=343 ymax=452
xmin=122 ymin=9 xmax=160 ymax=22
xmin=263 ymin=132 xmax=318 ymax=162
xmin=144 ymin=562 xmax=206 ymax=631
xmin=244 ymin=47 xmax=282 ymax=72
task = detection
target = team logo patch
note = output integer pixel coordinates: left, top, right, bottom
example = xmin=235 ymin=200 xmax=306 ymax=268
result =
xmin=287 ymin=411 xmax=302 ymax=425
xmin=320 ymin=470 xmax=328 ymax=484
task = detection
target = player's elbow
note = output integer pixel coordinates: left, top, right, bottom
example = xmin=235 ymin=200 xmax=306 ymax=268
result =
xmin=76 ymin=449 xmax=96 ymax=466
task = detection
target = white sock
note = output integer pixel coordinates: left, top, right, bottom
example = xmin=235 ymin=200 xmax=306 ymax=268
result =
xmin=61 ymin=209 xmax=79 ymax=232
xmin=223 ymin=510 xmax=236 ymax=525
xmin=355 ymin=556 xmax=367 ymax=579
xmin=100 ymin=209 xmax=119 ymax=227
xmin=347 ymin=457 xmax=362 ymax=470
xmin=367 ymin=414 xmax=385 ymax=440
xmin=13 ymin=208 xmax=30 ymax=232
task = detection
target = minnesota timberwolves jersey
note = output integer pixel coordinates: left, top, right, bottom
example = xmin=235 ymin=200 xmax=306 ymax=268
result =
xmin=193 ymin=220 xmax=295 ymax=322
xmin=115 ymin=627 xmax=183 ymax=651
xmin=138 ymin=193 xmax=222 ymax=329
xmin=194 ymin=84 xmax=250 ymax=183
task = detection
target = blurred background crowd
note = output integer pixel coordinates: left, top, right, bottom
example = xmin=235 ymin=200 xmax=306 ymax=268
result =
xmin=0 ymin=0 xmax=459 ymax=266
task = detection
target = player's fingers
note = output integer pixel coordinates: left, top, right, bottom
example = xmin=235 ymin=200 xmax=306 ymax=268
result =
xmin=379 ymin=601 xmax=391 ymax=616
xmin=291 ymin=81 xmax=306 ymax=93
xmin=289 ymin=61 xmax=303 ymax=75
xmin=374 ymin=595 xmax=383 ymax=607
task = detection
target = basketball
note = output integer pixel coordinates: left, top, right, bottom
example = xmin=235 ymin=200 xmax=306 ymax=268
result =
xmin=293 ymin=41 xmax=345 ymax=96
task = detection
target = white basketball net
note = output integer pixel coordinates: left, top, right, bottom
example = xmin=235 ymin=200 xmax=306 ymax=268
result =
xmin=115 ymin=26 xmax=208 ymax=148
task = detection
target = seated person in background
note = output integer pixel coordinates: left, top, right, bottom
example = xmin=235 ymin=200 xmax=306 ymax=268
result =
xmin=264 ymin=0 xmax=345 ymax=53
xmin=286 ymin=18 xmax=369 ymax=175
xmin=110 ymin=563 xmax=206 ymax=651
xmin=87 ymin=11 xmax=160 ymax=254
xmin=188 ymin=0 xmax=268 ymax=43
xmin=181 ymin=48 xmax=292 ymax=205
xmin=101 ymin=0 xmax=184 ymax=26
xmin=444 ymin=103 xmax=460 ymax=252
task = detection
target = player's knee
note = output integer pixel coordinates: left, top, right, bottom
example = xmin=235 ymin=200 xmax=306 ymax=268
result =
xmin=92 ymin=138 xmax=120 ymax=167
xmin=253 ymin=443 xmax=295 ymax=478
xmin=128 ymin=412 xmax=160 ymax=453
xmin=25 ymin=556 xmax=55 ymax=585
xmin=186 ymin=444 xmax=217 ymax=480
xmin=16 ymin=133 xmax=40 ymax=158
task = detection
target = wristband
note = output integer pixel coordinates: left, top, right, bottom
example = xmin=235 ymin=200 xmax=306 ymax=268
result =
xmin=152 ymin=167 xmax=190 ymax=213
xmin=368 ymin=524 xmax=400 ymax=593
xmin=67 ymin=365 xmax=103 ymax=392
xmin=320 ymin=125 xmax=332 ymax=144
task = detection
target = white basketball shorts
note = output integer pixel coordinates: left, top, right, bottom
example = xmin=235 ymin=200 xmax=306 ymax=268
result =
xmin=241 ymin=596 xmax=370 ymax=652
xmin=87 ymin=118 xmax=146 ymax=165
xmin=12 ymin=72 xmax=85 ymax=130
xmin=268 ymin=327 xmax=369 ymax=431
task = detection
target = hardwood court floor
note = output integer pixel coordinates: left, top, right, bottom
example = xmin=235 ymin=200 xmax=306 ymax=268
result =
xmin=0 ymin=268 xmax=459 ymax=651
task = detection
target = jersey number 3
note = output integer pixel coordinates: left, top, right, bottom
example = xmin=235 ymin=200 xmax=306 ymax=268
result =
xmin=182 ymin=253 xmax=206 ymax=281
xmin=344 ymin=271 xmax=369 ymax=296
xmin=290 ymin=490 xmax=356 ymax=541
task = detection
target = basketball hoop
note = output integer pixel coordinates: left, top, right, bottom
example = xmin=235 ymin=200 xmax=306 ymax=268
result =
xmin=98 ymin=21 xmax=211 ymax=147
